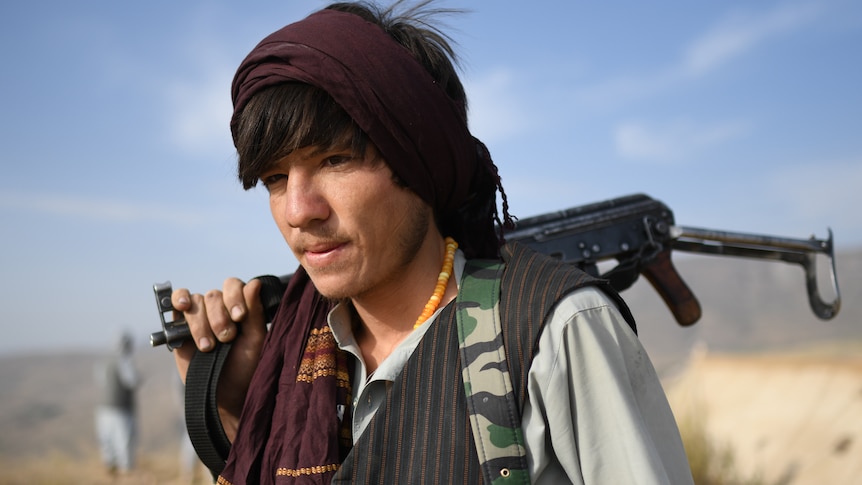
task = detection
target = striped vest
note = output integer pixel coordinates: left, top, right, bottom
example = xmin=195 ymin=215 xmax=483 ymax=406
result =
xmin=332 ymin=242 xmax=635 ymax=484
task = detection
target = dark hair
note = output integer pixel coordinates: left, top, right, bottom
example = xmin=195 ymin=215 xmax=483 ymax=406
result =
xmin=235 ymin=84 xmax=367 ymax=190
xmin=235 ymin=0 xmax=467 ymax=190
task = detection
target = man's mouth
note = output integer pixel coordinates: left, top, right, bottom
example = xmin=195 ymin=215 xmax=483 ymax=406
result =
xmin=303 ymin=240 xmax=343 ymax=254
xmin=300 ymin=240 xmax=348 ymax=267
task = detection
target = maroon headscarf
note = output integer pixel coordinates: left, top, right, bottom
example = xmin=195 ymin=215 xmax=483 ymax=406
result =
xmin=221 ymin=8 xmax=509 ymax=484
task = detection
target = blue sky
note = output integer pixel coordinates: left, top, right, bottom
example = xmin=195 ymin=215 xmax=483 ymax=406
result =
xmin=1 ymin=0 xmax=860 ymax=355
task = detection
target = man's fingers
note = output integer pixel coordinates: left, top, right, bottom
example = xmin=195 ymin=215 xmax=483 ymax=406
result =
xmin=171 ymin=288 xmax=193 ymax=312
xmin=188 ymin=293 xmax=217 ymax=351
xmin=205 ymin=289 xmax=237 ymax=343
xmin=222 ymin=277 xmax=249 ymax=322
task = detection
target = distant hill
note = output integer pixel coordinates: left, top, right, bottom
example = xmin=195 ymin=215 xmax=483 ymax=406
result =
xmin=0 ymin=247 xmax=858 ymax=466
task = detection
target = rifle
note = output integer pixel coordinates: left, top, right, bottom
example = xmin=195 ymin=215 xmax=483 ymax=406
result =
xmin=150 ymin=193 xmax=841 ymax=348
xmin=503 ymin=193 xmax=840 ymax=326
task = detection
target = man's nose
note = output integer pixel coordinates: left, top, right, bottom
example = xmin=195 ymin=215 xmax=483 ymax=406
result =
xmin=279 ymin=174 xmax=330 ymax=229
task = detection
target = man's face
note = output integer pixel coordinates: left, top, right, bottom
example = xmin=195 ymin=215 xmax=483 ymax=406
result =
xmin=261 ymin=144 xmax=434 ymax=300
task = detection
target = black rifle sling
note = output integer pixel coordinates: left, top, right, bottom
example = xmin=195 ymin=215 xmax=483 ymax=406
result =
xmin=183 ymin=274 xmax=288 ymax=480
xmin=185 ymin=343 xmax=232 ymax=479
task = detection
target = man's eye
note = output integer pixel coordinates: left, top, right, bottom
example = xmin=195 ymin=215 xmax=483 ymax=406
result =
xmin=325 ymin=156 xmax=349 ymax=166
xmin=325 ymin=153 xmax=363 ymax=167
xmin=261 ymin=174 xmax=285 ymax=188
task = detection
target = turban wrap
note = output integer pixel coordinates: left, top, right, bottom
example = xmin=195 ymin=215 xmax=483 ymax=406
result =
xmin=220 ymin=8 xmax=510 ymax=485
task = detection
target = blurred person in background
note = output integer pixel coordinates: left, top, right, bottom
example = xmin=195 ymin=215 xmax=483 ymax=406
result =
xmin=94 ymin=331 xmax=140 ymax=475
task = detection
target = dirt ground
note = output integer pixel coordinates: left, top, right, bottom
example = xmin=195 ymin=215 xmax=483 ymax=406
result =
xmin=0 ymin=447 xmax=212 ymax=485
xmin=665 ymin=344 xmax=862 ymax=485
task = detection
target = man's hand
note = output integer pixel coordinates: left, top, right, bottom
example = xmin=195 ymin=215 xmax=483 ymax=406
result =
xmin=171 ymin=277 xmax=267 ymax=441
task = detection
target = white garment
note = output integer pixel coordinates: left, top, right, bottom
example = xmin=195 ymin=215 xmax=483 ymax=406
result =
xmin=522 ymin=286 xmax=693 ymax=484
xmin=95 ymin=406 xmax=136 ymax=471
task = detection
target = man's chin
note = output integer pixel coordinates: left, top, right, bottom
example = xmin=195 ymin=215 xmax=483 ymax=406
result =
xmin=305 ymin=269 xmax=356 ymax=301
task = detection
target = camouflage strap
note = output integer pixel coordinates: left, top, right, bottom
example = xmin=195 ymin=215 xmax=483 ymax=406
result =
xmin=457 ymin=260 xmax=530 ymax=484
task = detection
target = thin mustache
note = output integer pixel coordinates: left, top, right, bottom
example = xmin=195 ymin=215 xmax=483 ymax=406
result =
xmin=295 ymin=232 xmax=349 ymax=253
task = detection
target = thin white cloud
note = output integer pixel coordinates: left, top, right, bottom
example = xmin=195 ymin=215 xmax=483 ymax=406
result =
xmin=683 ymin=2 xmax=822 ymax=76
xmin=164 ymin=58 xmax=236 ymax=158
xmin=0 ymin=190 xmax=205 ymax=225
xmin=615 ymin=118 xmax=751 ymax=163
xmin=158 ymin=7 xmax=259 ymax=160
xmin=159 ymin=4 xmax=338 ymax=159
xmin=464 ymin=68 xmax=531 ymax=143
xmin=168 ymin=70 xmax=233 ymax=149
xmin=575 ymin=1 xmax=824 ymax=108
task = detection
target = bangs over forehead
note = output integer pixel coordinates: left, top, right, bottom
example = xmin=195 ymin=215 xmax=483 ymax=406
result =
xmin=235 ymin=82 xmax=367 ymax=190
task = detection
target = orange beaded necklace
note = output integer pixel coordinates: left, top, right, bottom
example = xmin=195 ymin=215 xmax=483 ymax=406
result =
xmin=414 ymin=237 xmax=458 ymax=329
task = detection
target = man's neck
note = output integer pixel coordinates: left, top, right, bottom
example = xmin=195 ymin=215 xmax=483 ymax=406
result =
xmin=349 ymin=235 xmax=458 ymax=372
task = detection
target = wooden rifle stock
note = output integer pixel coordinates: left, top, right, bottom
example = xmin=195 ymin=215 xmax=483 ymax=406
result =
xmin=640 ymin=248 xmax=701 ymax=326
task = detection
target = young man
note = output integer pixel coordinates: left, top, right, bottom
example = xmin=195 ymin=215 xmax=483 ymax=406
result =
xmin=171 ymin=2 xmax=694 ymax=484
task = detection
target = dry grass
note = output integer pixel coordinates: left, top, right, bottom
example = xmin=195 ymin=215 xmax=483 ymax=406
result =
xmin=3 ymin=443 xmax=760 ymax=485
xmin=3 ymin=339 xmax=860 ymax=484
xmin=666 ymin=346 xmax=862 ymax=485
xmin=1 ymin=419 xmax=766 ymax=485
xmin=0 ymin=447 xmax=211 ymax=485
xmin=677 ymin=402 xmax=766 ymax=485
xmin=2 ymin=391 xmax=850 ymax=485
